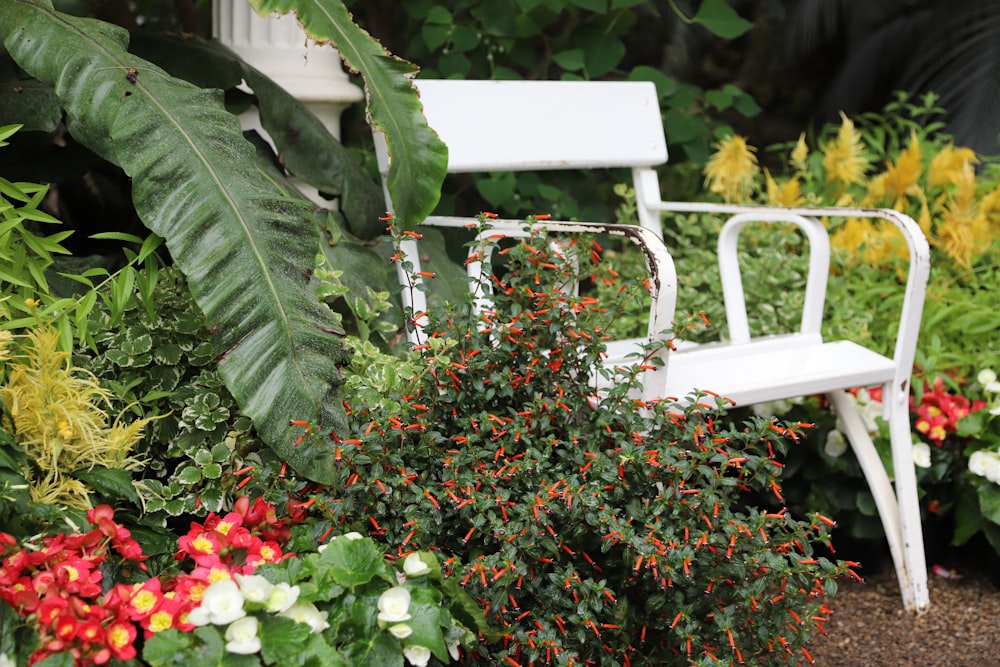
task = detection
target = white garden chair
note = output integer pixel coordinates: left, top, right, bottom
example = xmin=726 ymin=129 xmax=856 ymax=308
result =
xmin=372 ymin=79 xmax=931 ymax=612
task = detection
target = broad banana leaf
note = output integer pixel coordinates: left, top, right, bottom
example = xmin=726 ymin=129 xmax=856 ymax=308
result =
xmin=249 ymin=0 xmax=449 ymax=228
xmin=0 ymin=0 xmax=348 ymax=484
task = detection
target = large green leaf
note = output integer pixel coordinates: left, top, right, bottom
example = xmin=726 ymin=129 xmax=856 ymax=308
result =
xmin=1 ymin=0 xmax=347 ymax=483
xmin=248 ymin=0 xmax=448 ymax=228
xmin=129 ymin=33 xmax=385 ymax=238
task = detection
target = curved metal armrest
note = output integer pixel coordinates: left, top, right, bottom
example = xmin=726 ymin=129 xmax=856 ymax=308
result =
xmin=427 ymin=216 xmax=679 ymax=349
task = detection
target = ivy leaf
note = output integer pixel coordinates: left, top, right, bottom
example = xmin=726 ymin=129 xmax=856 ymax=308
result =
xmin=693 ymin=0 xmax=753 ymax=39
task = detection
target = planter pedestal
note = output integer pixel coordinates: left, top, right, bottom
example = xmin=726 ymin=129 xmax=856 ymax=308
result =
xmin=212 ymin=0 xmax=363 ymax=203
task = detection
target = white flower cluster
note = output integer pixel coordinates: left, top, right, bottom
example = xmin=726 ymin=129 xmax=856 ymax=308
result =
xmin=978 ymin=369 xmax=1000 ymax=416
xmin=375 ymin=552 xmax=441 ymax=667
xmin=969 ymin=450 xmax=1000 ymax=484
xmin=820 ymin=389 xmax=932 ymax=469
xmin=187 ymin=574 xmax=326 ymax=655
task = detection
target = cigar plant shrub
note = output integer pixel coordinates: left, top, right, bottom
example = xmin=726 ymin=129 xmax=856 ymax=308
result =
xmin=283 ymin=223 xmax=850 ymax=666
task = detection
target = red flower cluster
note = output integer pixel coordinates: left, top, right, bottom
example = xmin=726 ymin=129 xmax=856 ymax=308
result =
xmin=911 ymin=377 xmax=986 ymax=445
xmin=0 ymin=505 xmax=147 ymax=665
xmin=174 ymin=495 xmax=293 ymax=575
xmin=0 ymin=497 xmax=292 ymax=666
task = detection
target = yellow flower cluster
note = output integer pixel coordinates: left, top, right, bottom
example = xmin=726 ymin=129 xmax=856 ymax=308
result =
xmin=703 ymin=135 xmax=759 ymax=203
xmin=703 ymin=114 xmax=1000 ymax=270
xmin=0 ymin=327 xmax=147 ymax=509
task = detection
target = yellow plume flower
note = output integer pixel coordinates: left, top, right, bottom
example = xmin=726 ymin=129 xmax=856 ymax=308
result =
xmin=978 ymin=184 xmax=1000 ymax=217
xmin=704 ymin=134 xmax=759 ymax=203
xmin=863 ymin=172 xmax=889 ymax=206
xmin=790 ymin=133 xmax=809 ymax=174
xmin=831 ymin=217 xmax=905 ymax=267
xmin=0 ymin=327 xmax=147 ymax=509
xmin=928 ymin=143 xmax=978 ymax=188
xmin=934 ymin=162 xmax=984 ymax=269
xmin=765 ymin=170 xmax=805 ymax=207
xmin=0 ymin=330 xmax=11 ymax=366
xmin=882 ymin=129 xmax=923 ymax=208
xmin=822 ymin=112 xmax=870 ymax=187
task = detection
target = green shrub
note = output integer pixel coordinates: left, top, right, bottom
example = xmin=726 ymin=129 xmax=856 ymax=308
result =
xmin=279 ymin=222 xmax=848 ymax=665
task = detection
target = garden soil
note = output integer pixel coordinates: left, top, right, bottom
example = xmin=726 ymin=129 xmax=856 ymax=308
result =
xmin=807 ymin=563 xmax=1000 ymax=666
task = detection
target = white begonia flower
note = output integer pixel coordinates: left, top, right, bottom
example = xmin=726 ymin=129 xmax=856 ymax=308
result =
xmin=824 ymin=429 xmax=848 ymax=458
xmin=318 ymin=532 xmax=364 ymax=553
xmin=225 ymin=616 xmax=261 ymax=655
xmin=853 ymin=388 xmax=883 ymax=434
xmin=447 ymin=639 xmax=461 ymax=661
xmin=403 ymin=644 xmax=432 ymax=667
xmin=234 ymin=573 xmax=274 ymax=604
xmin=198 ymin=578 xmax=247 ymax=625
xmin=986 ymin=381 xmax=1000 ymax=394
xmin=403 ymin=553 xmax=431 ymax=578
xmin=978 ymin=369 xmax=997 ymax=385
xmin=278 ymin=601 xmax=330 ymax=634
xmin=751 ymin=399 xmax=793 ymax=418
xmin=377 ymin=586 xmax=412 ymax=624
xmin=186 ymin=604 xmax=211 ymax=627
xmin=912 ymin=441 xmax=932 ymax=468
xmin=969 ymin=450 xmax=1000 ymax=484
xmin=265 ymin=582 xmax=301 ymax=613
xmin=0 ymin=653 xmax=15 ymax=667
xmin=388 ymin=623 xmax=413 ymax=639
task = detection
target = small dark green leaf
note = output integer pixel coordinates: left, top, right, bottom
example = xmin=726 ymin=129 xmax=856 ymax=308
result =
xmin=979 ymin=483 xmax=1000 ymax=524
xmin=72 ymin=467 xmax=141 ymax=505
xmin=552 ymin=49 xmax=586 ymax=72
xmin=693 ymin=0 xmax=753 ymax=39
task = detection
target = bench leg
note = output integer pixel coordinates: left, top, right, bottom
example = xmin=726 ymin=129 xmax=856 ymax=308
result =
xmin=827 ymin=390 xmax=929 ymax=613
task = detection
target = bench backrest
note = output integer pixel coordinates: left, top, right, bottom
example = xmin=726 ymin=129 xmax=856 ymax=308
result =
xmin=372 ymin=79 xmax=673 ymax=339
xmin=374 ymin=80 xmax=669 ymax=222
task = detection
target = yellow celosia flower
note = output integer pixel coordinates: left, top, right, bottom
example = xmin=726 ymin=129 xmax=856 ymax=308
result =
xmin=765 ymin=170 xmax=805 ymax=207
xmin=822 ymin=112 xmax=870 ymax=187
xmin=934 ymin=162 xmax=985 ymax=269
xmin=831 ymin=217 xmax=905 ymax=267
xmin=916 ymin=190 xmax=933 ymax=237
xmin=863 ymin=172 xmax=889 ymax=206
xmin=882 ymin=129 xmax=923 ymax=208
xmin=704 ymin=134 xmax=759 ymax=203
xmin=790 ymin=133 xmax=809 ymax=173
xmin=0 ymin=327 xmax=148 ymax=509
xmin=979 ymin=184 xmax=1000 ymax=216
xmin=928 ymin=143 xmax=978 ymax=188
xmin=0 ymin=329 xmax=11 ymax=365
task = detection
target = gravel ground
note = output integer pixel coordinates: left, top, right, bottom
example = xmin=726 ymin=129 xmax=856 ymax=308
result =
xmin=807 ymin=561 xmax=1000 ymax=666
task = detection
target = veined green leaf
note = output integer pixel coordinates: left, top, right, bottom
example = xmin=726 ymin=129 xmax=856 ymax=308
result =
xmin=248 ymin=0 xmax=448 ymax=228
xmin=1 ymin=0 xmax=348 ymax=483
xmin=693 ymin=0 xmax=753 ymax=39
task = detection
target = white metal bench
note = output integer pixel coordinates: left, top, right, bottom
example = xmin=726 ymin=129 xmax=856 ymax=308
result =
xmin=372 ymin=79 xmax=931 ymax=612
